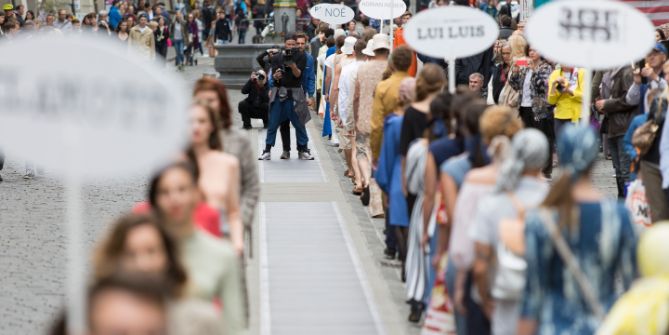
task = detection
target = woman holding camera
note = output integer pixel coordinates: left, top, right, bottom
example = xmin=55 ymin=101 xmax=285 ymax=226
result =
xmin=547 ymin=64 xmax=585 ymax=140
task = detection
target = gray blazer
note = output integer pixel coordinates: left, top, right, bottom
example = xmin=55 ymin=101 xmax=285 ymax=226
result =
xmin=221 ymin=128 xmax=259 ymax=229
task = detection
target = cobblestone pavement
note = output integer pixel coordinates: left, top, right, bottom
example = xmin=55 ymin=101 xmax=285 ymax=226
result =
xmin=0 ymin=50 xmax=619 ymax=334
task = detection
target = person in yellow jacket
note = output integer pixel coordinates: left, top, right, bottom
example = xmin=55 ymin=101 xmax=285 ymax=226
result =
xmin=597 ymin=223 xmax=669 ymax=335
xmin=547 ymin=65 xmax=585 ymax=137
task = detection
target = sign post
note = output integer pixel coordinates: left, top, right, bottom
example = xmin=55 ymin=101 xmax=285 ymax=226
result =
xmin=0 ymin=34 xmax=188 ymax=334
xmin=525 ymin=0 xmax=655 ymax=126
xmin=359 ymin=0 xmax=406 ymax=48
xmin=402 ymin=6 xmax=499 ymax=93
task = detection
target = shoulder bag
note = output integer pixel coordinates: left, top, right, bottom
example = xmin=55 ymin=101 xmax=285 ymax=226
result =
xmin=538 ymin=209 xmax=606 ymax=321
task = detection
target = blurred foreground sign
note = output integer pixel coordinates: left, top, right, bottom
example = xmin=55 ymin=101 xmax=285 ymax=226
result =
xmin=525 ymin=0 xmax=655 ymax=69
xmin=359 ymin=0 xmax=406 ymax=20
xmin=0 ymin=34 xmax=188 ymax=180
xmin=310 ymin=4 xmax=355 ymax=25
xmin=403 ymin=6 xmax=499 ymax=60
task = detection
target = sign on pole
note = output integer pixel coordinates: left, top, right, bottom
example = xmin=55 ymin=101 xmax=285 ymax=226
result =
xmin=526 ymin=0 xmax=655 ymax=124
xmin=309 ymin=3 xmax=355 ymax=25
xmin=403 ymin=6 xmax=499 ymax=93
xmin=0 ymin=34 xmax=188 ymax=334
xmin=359 ymin=0 xmax=406 ymax=19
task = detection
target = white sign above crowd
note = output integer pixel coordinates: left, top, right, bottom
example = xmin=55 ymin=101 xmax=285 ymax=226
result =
xmin=309 ymin=3 xmax=355 ymax=25
xmin=403 ymin=6 xmax=499 ymax=60
xmin=358 ymin=0 xmax=407 ymax=20
xmin=0 ymin=34 xmax=188 ymax=180
xmin=525 ymin=0 xmax=655 ymax=69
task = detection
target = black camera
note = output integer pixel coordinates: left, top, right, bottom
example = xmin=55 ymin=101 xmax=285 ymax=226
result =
xmin=283 ymin=47 xmax=296 ymax=65
xmin=556 ymin=83 xmax=565 ymax=93
xmin=257 ymin=72 xmax=265 ymax=81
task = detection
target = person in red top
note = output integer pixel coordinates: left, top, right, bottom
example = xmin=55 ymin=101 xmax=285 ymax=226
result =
xmin=132 ymin=200 xmax=221 ymax=238
xmin=393 ymin=11 xmax=417 ymax=77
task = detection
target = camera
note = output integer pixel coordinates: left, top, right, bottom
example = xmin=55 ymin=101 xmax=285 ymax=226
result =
xmin=556 ymin=83 xmax=565 ymax=93
xmin=257 ymin=72 xmax=265 ymax=81
xmin=283 ymin=47 xmax=296 ymax=65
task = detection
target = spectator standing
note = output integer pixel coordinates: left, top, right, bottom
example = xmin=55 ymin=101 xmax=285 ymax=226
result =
xmin=170 ymin=11 xmax=190 ymax=70
xmin=547 ymin=65 xmax=585 ymax=138
xmin=508 ymin=46 xmax=554 ymax=178
xmin=55 ymin=9 xmax=72 ymax=31
xmin=154 ymin=16 xmax=169 ymax=60
xmin=109 ymin=0 xmax=123 ymax=30
xmin=594 ymin=65 xmax=636 ymax=198
xmin=201 ymin=0 xmax=216 ymax=42
xmin=490 ymin=41 xmax=512 ymax=104
xmin=393 ymin=11 xmax=417 ymax=77
xmin=186 ymin=12 xmax=200 ymax=65
xmin=117 ymin=20 xmax=130 ymax=43
xmin=214 ymin=9 xmax=232 ymax=45
xmin=129 ymin=14 xmax=156 ymax=60
xmin=497 ymin=14 xmax=513 ymax=40
xmin=234 ymin=9 xmax=249 ymax=44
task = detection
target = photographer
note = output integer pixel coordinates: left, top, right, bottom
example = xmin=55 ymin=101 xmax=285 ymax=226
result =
xmin=239 ymin=69 xmax=269 ymax=129
xmin=258 ymin=34 xmax=314 ymax=161
xmin=547 ymin=65 xmax=585 ymax=139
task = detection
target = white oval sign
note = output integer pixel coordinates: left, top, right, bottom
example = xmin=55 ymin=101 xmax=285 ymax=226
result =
xmin=309 ymin=4 xmax=355 ymax=25
xmin=359 ymin=0 xmax=406 ymax=20
xmin=526 ymin=0 xmax=655 ymax=69
xmin=403 ymin=6 xmax=499 ymax=59
xmin=0 ymin=34 xmax=188 ymax=180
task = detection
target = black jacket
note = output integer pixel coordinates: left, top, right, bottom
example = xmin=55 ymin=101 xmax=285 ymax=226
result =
xmin=490 ymin=63 xmax=509 ymax=104
xmin=242 ymin=79 xmax=269 ymax=107
xmin=456 ymin=47 xmax=494 ymax=87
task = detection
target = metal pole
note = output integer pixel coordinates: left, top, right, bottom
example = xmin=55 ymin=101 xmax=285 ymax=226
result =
xmin=448 ymin=57 xmax=455 ymax=94
xmin=580 ymin=68 xmax=592 ymax=126
xmin=65 ymin=172 xmax=86 ymax=335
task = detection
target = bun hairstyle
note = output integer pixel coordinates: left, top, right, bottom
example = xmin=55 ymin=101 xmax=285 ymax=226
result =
xmin=415 ymin=64 xmax=446 ymax=101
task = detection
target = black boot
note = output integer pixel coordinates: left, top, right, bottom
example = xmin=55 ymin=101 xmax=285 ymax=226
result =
xmin=616 ymin=177 xmax=626 ymax=199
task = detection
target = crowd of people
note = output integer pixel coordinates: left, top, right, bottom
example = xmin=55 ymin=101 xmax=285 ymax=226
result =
xmin=3 ymin=0 xmax=669 ymax=334
xmin=259 ymin=2 xmax=669 ymax=335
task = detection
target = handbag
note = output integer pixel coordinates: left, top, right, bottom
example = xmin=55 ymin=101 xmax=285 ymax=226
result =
xmin=633 ymin=95 xmax=666 ymax=155
xmin=421 ymin=253 xmax=456 ymax=335
xmin=538 ymin=209 xmax=606 ymax=321
xmin=625 ymin=179 xmax=652 ymax=227
xmin=499 ymin=81 xmax=520 ymax=109
xmin=492 ymin=193 xmax=527 ymax=301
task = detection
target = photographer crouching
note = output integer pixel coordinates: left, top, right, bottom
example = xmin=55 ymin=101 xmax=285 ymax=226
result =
xmin=258 ymin=34 xmax=314 ymax=160
xmin=239 ymin=69 xmax=269 ymax=129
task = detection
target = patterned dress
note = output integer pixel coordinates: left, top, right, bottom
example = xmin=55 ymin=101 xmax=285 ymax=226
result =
xmin=521 ymin=201 xmax=638 ymax=335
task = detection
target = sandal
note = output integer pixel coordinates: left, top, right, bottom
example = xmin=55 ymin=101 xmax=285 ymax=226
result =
xmin=352 ymin=186 xmax=363 ymax=195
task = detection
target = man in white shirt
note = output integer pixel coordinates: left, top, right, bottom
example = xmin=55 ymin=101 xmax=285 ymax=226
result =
xmin=337 ymin=38 xmax=366 ymax=194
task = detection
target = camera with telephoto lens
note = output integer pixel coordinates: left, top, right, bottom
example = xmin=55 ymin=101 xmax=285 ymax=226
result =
xmin=556 ymin=82 xmax=565 ymax=93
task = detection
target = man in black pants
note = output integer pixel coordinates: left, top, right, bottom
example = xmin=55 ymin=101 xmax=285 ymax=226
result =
xmin=239 ymin=69 xmax=269 ymax=129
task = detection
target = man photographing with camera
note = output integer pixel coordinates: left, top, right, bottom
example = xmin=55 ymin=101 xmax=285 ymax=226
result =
xmin=239 ymin=69 xmax=269 ymax=129
xmin=258 ymin=33 xmax=314 ymax=160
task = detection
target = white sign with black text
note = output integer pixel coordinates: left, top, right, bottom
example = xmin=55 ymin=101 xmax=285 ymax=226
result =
xmin=309 ymin=4 xmax=355 ymax=25
xmin=403 ymin=6 xmax=499 ymax=60
xmin=358 ymin=0 xmax=406 ymax=20
xmin=525 ymin=0 xmax=655 ymax=69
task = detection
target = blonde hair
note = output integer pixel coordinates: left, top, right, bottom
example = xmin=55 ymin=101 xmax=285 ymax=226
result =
xmin=480 ymin=105 xmax=523 ymax=145
xmin=508 ymin=33 xmax=528 ymax=60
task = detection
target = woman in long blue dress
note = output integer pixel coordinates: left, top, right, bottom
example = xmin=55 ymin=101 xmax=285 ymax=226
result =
xmin=376 ymin=77 xmax=415 ymax=271
xmin=518 ymin=124 xmax=638 ymax=335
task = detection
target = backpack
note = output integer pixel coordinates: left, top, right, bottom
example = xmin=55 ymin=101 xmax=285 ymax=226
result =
xmin=492 ymin=193 xmax=527 ymax=301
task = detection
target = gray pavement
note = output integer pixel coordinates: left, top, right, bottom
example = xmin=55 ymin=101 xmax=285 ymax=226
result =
xmin=0 ymin=49 xmax=620 ymax=335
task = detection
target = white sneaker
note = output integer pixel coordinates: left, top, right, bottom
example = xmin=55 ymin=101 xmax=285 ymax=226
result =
xmin=258 ymin=150 xmax=271 ymax=160
xmin=23 ymin=169 xmax=35 ymax=179
xmin=298 ymin=149 xmax=315 ymax=160
xmin=327 ymin=139 xmax=339 ymax=147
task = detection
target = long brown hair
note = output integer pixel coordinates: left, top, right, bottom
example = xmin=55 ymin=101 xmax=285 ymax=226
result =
xmin=93 ymin=213 xmax=188 ymax=298
xmin=193 ymin=77 xmax=233 ymax=130
xmin=415 ymin=64 xmax=446 ymax=101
